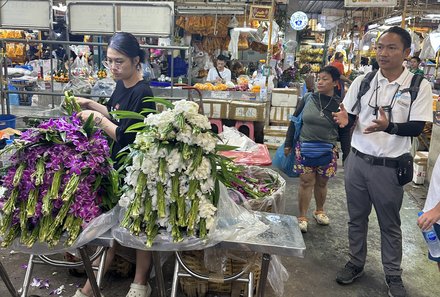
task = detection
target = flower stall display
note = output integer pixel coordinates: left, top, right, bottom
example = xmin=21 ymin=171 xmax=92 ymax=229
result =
xmin=0 ymin=115 xmax=119 ymax=252
xmin=112 ymin=99 xmax=269 ymax=249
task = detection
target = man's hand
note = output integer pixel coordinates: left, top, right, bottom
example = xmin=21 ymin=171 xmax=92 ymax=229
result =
xmin=364 ymin=107 xmax=389 ymax=134
xmin=418 ymin=207 xmax=440 ymax=231
xmin=332 ymin=103 xmax=349 ymax=128
xmin=284 ymin=147 xmax=292 ymax=156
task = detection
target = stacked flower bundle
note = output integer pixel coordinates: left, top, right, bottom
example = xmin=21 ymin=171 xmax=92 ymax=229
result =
xmin=117 ymin=100 xmax=254 ymax=247
xmin=0 ymin=115 xmax=118 ymax=248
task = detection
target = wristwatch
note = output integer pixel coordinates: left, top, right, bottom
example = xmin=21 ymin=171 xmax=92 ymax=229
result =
xmin=389 ymin=123 xmax=398 ymax=134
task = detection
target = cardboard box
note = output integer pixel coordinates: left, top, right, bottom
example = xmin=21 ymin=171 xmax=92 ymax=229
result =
xmin=413 ymin=162 xmax=427 ymax=184
xmin=228 ymin=101 xmax=265 ymax=121
xmin=263 ymin=125 xmax=288 ymax=149
xmin=414 ymin=151 xmax=428 ymax=165
xmin=202 ymin=99 xmax=229 ymax=119
xmin=271 ymin=88 xmax=299 ymax=107
xmin=270 ymin=106 xmax=296 ymax=125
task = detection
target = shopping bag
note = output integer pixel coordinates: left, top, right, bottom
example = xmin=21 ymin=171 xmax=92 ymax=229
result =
xmin=272 ymin=143 xmax=299 ymax=177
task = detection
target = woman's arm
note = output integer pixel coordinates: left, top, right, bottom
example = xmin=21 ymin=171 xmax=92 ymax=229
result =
xmin=77 ymin=110 xmax=117 ymax=141
xmin=75 ymin=97 xmax=111 ymax=119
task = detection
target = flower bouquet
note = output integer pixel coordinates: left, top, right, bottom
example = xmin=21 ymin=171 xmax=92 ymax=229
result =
xmin=0 ymin=115 xmax=119 ymax=251
xmin=112 ymin=99 xmax=269 ymax=249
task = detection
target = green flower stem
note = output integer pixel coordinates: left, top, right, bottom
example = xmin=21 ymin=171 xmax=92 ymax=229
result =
xmin=26 ymin=188 xmax=39 ymax=218
xmin=0 ymin=226 xmax=19 ymax=248
xmin=32 ymin=158 xmax=45 ymax=186
xmin=66 ymin=217 xmax=82 ymax=247
xmin=42 ymin=192 xmax=52 ymax=216
xmin=159 ymin=158 xmax=167 ymax=181
xmin=157 ymin=183 xmax=166 ymax=218
xmin=132 ymin=172 xmax=147 ymax=218
xmin=187 ymin=180 xmax=198 ymax=200
xmin=49 ymin=169 xmax=63 ymax=199
xmin=38 ymin=215 xmax=53 ymax=242
xmin=23 ymin=225 xmax=39 ymax=248
xmin=60 ymin=173 xmax=80 ymax=201
xmin=199 ymin=218 xmax=207 ymax=239
xmin=19 ymin=201 xmax=27 ymax=232
xmin=3 ymin=189 xmax=19 ymax=215
xmin=171 ymin=174 xmax=179 ymax=202
xmin=0 ymin=213 xmax=13 ymax=235
xmin=13 ymin=163 xmax=26 ymax=187
xmin=186 ymin=199 xmax=199 ymax=236
xmin=143 ymin=190 xmax=152 ymax=223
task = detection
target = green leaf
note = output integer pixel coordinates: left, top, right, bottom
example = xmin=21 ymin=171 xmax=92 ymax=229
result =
xmin=59 ymin=131 xmax=67 ymax=143
xmin=110 ymin=110 xmax=145 ymax=121
xmin=215 ymin=144 xmax=239 ymax=151
xmin=142 ymin=97 xmax=174 ymax=109
xmin=82 ymin=114 xmax=95 ymax=137
xmin=140 ymin=108 xmax=158 ymax=115
xmin=126 ymin=122 xmax=146 ymax=133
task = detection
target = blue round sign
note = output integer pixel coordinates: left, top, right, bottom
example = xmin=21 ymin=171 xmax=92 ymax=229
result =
xmin=290 ymin=11 xmax=308 ymax=31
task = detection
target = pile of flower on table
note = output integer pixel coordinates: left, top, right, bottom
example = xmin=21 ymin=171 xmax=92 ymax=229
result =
xmin=0 ymin=114 xmax=119 ymax=248
xmin=115 ymin=99 xmax=285 ymax=247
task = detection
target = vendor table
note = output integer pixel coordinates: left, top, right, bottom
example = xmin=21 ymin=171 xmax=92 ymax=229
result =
xmin=170 ymin=212 xmax=305 ymax=297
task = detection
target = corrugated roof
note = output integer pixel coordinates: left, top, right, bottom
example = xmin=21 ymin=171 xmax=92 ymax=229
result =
xmin=299 ymin=0 xmax=345 ymax=14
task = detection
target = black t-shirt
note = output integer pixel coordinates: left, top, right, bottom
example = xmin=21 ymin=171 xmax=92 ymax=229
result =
xmin=107 ymin=79 xmax=155 ymax=161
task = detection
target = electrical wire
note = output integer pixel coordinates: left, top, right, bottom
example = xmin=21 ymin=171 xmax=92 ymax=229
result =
xmin=0 ymin=0 xmax=9 ymax=9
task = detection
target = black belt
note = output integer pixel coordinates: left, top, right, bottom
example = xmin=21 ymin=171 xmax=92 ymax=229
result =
xmin=351 ymin=147 xmax=399 ymax=168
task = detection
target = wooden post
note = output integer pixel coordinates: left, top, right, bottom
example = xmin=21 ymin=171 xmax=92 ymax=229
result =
xmin=401 ymin=0 xmax=408 ymax=28
xmin=265 ymin=0 xmax=275 ymax=87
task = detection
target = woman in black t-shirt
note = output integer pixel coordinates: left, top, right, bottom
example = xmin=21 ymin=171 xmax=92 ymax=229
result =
xmin=73 ymin=32 xmax=154 ymax=297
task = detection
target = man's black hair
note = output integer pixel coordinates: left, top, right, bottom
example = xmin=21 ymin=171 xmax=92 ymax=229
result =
xmin=320 ymin=65 xmax=341 ymax=82
xmin=216 ymin=54 xmax=227 ymax=62
xmin=411 ymin=56 xmax=421 ymax=63
xmin=379 ymin=26 xmax=412 ymax=50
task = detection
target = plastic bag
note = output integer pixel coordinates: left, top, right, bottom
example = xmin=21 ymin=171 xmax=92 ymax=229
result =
xmin=9 ymin=206 xmax=119 ymax=255
xmin=91 ymin=77 xmax=116 ymax=103
xmin=63 ymin=77 xmax=92 ymax=95
xmin=112 ymin=183 xmax=269 ymax=251
xmin=239 ymin=166 xmax=286 ymax=214
xmin=219 ymin=126 xmax=259 ymax=152
xmin=268 ymin=255 xmax=289 ymax=297
xmin=272 ymin=143 xmax=299 ymax=178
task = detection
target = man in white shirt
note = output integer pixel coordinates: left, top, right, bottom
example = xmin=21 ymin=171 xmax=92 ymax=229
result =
xmin=418 ymin=156 xmax=440 ymax=272
xmin=332 ymin=26 xmax=433 ymax=297
xmin=206 ymin=55 xmax=231 ymax=83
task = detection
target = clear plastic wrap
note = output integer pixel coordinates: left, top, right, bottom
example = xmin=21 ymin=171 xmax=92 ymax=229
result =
xmin=91 ymin=77 xmax=116 ymax=102
xmin=219 ymin=126 xmax=259 ymax=152
xmin=112 ymin=183 xmax=269 ymax=251
xmin=240 ymin=166 xmax=286 ymax=214
xmin=8 ymin=206 xmax=119 ymax=255
xmin=63 ymin=77 xmax=92 ymax=94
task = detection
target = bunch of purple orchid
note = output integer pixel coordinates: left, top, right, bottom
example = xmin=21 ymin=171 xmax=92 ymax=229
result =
xmin=0 ymin=115 xmax=119 ymax=248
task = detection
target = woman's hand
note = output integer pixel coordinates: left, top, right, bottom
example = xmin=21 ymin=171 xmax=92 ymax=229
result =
xmin=332 ymin=103 xmax=349 ymax=128
xmin=418 ymin=205 xmax=440 ymax=231
xmin=78 ymin=110 xmax=103 ymax=124
xmin=74 ymin=97 xmax=92 ymax=108
xmin=284 ymin=146 xmax=292 ymax=156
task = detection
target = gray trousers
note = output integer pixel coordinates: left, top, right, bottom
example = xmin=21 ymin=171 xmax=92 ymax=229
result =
xmin=344 ymin=152 xmax=404 ymax=276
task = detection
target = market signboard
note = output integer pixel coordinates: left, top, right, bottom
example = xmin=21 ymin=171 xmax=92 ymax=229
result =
xmin=290 ymin=11 xmax=308 ymax=31
xmin=250 ymin=5 xmax=272 ymax=21
xmin=345 ymin=0 xmax=397 ymax=7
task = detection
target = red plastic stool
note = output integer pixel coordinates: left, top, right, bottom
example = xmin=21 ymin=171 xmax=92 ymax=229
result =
xmin=235 ymin=121 xmax=255 ymax=140
xmin=209 ymin=118 xmax=223 ymax=134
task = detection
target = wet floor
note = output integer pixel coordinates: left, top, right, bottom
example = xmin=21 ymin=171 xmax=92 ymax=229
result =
xmin=0 ymin=162 xmax=439 ymax=297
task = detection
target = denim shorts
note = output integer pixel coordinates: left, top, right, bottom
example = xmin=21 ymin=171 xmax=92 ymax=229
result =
xmin=428 ymin=223 xmax=440 ymax=262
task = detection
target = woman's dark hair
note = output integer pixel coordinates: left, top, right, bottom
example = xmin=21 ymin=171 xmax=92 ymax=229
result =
xmin=411 ymin=56 xmax=421 ymax=63
xmin=379 ymin=26 xmax=412 ymax=50
xmin=319 ymin=66 xmax=341 ymax=82
xmin=334 ymin=52 xmax=344 ymax=60
xmin=108 ymin=32 xmax=145 ymax=65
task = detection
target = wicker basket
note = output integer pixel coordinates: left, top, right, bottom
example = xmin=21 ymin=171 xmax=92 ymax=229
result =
xmin=179 ymin=250 xmax=261 ymax=297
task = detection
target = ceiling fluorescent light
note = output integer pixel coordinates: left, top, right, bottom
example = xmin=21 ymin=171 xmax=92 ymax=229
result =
xmin=368 ymin=23 xmax=379 ymax=29
xmin=384 ymin=16 xmax=413 ymax=24
xmin=426 ymin=14 xmax=440 ymax=19
xmin=233 ymin=27 xmax=257 ymax=33
xmin=177 ymin=6 xmax=244 ymax=15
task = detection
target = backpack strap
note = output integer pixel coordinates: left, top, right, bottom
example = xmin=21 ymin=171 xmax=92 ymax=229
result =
xmin=351 ymin=70 xmax=378 ymax=113
xmin=400 ymin=73 xmax=424 ymax=121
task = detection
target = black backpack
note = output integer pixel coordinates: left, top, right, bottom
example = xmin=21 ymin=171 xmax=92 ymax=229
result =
xmin=350 ymin=70 xmax=425 ymax=116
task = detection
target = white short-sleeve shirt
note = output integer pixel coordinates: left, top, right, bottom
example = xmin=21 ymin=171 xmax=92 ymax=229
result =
xmin=207 ymin=67 xmax=231 ymax=83
xmin=423 ymin=157 xmax=440 ymax=225
xmin=343 ymin=68 xmax=432 ymax=158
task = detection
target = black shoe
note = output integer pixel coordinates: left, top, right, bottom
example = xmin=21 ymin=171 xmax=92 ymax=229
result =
xmin=336 ymin=261 xmax=364 ymax=285
xmin=385 ymin=275 xmax=406 ymax=297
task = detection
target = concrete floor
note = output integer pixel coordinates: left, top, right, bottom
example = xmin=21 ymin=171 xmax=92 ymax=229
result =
xmin=0 ymin=162 xmax=439 ymax=297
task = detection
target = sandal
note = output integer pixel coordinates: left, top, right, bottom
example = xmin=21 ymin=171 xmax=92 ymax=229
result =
xmin=126 ymin=283 xmax=152 ymax=297
xmin=72 ymin=289 xmax=104 ymax=297
xmin=313 ymin=211 xmax=330 ymax=225
xmin=298 ymin=217 xmax=308 ymax=233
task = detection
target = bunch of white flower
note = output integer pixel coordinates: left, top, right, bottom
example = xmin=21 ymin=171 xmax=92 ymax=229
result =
xmin=119 ymin=100 xmax=221 ymax=246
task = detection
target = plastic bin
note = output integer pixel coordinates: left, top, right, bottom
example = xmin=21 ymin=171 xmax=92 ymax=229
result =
xmin=8 ymin=84 xmax=19 ymax=106
xmin=0 ymin=114 xmax=16 ymax=129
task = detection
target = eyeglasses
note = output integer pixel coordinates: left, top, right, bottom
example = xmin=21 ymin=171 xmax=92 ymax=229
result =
xmin=367 ymin=83 xmax=400 ymax=118
xmin=102 ymin=59 xmax=125 ymax=69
